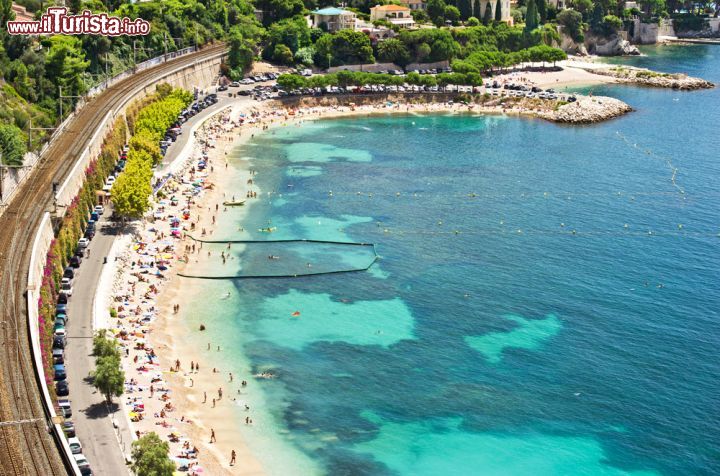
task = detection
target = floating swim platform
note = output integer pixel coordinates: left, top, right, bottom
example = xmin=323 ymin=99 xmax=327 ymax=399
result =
xmin=223 ymin=200 xmax=246 ymax=206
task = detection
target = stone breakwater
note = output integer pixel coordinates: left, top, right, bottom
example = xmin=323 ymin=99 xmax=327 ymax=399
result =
xmin=594 ymin=66 xmax=715 ymax=90
xmin=539 ymin=96 xmax=633 ymax=124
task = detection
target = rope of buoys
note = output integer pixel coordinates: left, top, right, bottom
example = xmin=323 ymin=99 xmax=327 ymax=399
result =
xmin=616 ymin=131 xmax=686 ymax=196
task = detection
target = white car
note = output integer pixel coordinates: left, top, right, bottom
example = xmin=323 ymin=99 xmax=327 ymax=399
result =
xmin=77 ymin=238 xmax=89 ymax=248
xmin=60 ymin=278 xmax=73 ymax=296
xmin=68 ymin=437 xmax=82 ymax=454
xmin=73 ymin=454 xmax=90 ymax=471
xmin=94 ymin=205 xmax=104 ymax=215
xmin=106 ymin=176 xmax=116 ymax=185
xmin=54 ymin=328 xmax=66 ymax=340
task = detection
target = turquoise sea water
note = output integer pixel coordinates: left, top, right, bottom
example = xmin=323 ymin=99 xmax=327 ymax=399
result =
xmin=180 ymin=45 xmax=719 ymax=475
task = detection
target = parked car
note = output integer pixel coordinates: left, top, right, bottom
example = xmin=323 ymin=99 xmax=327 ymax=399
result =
xmin=83 ymin=228 xmax=95 ymax=240
xmin=53 ymin=322 xmax=65 ymax=334
xmin=54 ymin=364 xmax=67 ymax=381
xmin=56 ymin=304 xmax=67 ymax=314
xmin=230 ymin=81 xmax=240 ymax=87
xmin=68 ymin=437 xmax=82 ymax=455
xmin=73 ymin=454 xmax=90 ymax=472
xmin=54 ymin=329 xmax=66 ymax=343
xmin=59 ymin=278 xmax=73 ymax=296
xmin=52 ymin=348 xmax=65 ymax=365
xmin=77 ymin=238 xmax=89 ymax=248
xmin=218 ymin=84 xmax=228 ymax=91
xmin=94 ymin=205 xmax=104 ymax=215
xmin=62 ymin=421 xmax=75 ymax=437
xmin=57 ymin=292 xmax=68 ymax=305
xmin=59 ymin=405 xmax=72 ymax=419
xmin=56 ymin=380 xmax=69 ymax=396
xmin=69 ymin=256 xmax=82 ymax=268
xmin=53 ymin=336 xmax=65 ymax=350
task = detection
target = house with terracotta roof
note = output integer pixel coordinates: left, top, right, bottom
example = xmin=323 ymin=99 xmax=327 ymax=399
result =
xmin=312 ymin=7 xmax=358 ymax=32
xmin=370 ymin=4 xmax=415 ymax=28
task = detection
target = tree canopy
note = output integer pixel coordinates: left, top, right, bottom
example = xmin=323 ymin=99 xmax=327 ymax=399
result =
xmin=131 ymin=432 xmax=176 ymax=476
xmin=0 ymin=124 xmax=27 ymax=166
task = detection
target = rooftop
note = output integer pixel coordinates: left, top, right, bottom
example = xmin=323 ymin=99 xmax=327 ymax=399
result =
xmin=371 ymin=4 xmax=411 ymax=11
xmin=312 ymin=7 xmax=354 ymax=15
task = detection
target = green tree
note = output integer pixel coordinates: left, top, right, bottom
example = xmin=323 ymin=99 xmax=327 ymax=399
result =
xmin=537 ymin=0 xmax=547 ymax=23
xmin=0 ymin=125 xmax=27 ymax=166
xmin=571 ymin=0 xmax=594 ymax=20
xmin=277 ymin=74 xmax=308 ymax=90
xmin=427 ymin=0 xmax=448 ymax=25
xmin=92 ymin=330 xmax=120 ymax=359
xmin=111 ymin=160 xmax=153 ymax=220
xmin=377 ymin=38 xmax=411 ymax=66
xmin=264 ymin=15 xmax=311 ymax=59
xmin=445 ymin=5 xmax=461 ymax=24
xmin=483 ymin=1 xmax=494 ymax=24
xmin=253 ymin=0 xmax=305 ymax=25
xmin=43 ymin=36 xmax=90 ymax=118
xmin=93 ymin=354 xmax=124 ymax=404
xmin=596 ymin=14 xmax=623 ymax=35
xmin=557 ymin=8 xmax=585 ymax=42
xmin=467 ymin=16 xmax=480 ymax=25
xmin=325 ymin=30 xmax=375 ymax=65
xmin=131 ymin=433 xmax=175 ymax=476
xmin=272 ymin=44 xmax=295 ymax=65
xmin=294 ymin=46 xmax=315 ymax=65
xmin=227 ymin=27 xmax=256 ymax=78
xmin=495 ymin=0 xmax=503 ymax=21
xmin=524 ymin=0 xmax=539 ymax=32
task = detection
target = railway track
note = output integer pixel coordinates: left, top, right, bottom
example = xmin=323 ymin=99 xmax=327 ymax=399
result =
xmin=0 ymin=44 xmax=225 ymax=476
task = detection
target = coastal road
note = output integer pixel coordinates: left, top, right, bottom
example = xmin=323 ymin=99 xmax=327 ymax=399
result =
xmin=65 ymin=90 xmax=247 ymax=476
xmin=64 ymin=207 xmax=133 ymax=476
xmin=157 ymin=83 xmax=270 ymax=175
xmin=157 ymin=93 xmax=233 ymax=173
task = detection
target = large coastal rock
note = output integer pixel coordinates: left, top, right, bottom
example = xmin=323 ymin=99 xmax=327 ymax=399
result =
xmin=540 ymin=96 xmax=633 ymax=124
xmin=594 ymin=66 xmax=715 ymax=90
xmin=586 ymin=34 xmax=641 ymax=56
xmin=560 ymin=35 xmax=589 ymax=56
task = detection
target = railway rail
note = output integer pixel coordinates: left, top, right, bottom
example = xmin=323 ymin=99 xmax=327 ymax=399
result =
xmin=0 ymin=44 xmax=225 ymax=476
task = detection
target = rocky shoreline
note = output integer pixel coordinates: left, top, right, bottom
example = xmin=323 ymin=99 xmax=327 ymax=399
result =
xmin=593 ymin=66 xmax=715 ymax=90
xmin=277 ymin=92 xmax=632 ymax=125
xmin=539 ymin=96 xmax=633 ymax=124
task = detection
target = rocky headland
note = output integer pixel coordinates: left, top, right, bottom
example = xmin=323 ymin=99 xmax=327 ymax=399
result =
xmin=539 ymin=96 xmax=633 ymax=124
xmin=591 ymin=66 xmax=715 ymax=90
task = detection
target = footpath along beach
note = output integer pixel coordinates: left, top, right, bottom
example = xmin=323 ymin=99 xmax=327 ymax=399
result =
xmin=98 ymin=67 xmax=671 ymax=474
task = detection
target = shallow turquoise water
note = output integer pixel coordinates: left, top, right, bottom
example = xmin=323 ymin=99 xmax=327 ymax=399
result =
xmin=182 ymin=45 xmax=720 ymax=475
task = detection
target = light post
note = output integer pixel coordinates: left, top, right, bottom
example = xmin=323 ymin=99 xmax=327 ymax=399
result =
xmin=58 ymin=86 xmax=82 ymax=123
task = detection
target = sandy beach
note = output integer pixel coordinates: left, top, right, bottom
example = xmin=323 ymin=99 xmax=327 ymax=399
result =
xmin=100 ymin=61 xmax=629 ymax=474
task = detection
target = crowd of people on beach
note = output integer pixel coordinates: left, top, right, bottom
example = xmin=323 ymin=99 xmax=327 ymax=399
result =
xmin=106 ymin=103 xmax=297 ymax=474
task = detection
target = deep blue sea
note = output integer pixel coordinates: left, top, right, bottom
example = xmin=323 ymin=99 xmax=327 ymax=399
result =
xmin=180 ymin=45 xmax=720 ymax=475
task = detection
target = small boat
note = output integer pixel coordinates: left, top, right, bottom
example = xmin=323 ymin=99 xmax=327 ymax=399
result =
xmin=223 ymin=200 xmax=245 ymax=207
xmin=258 ymin=227 xmax=277 ymax=233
